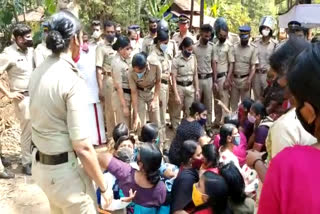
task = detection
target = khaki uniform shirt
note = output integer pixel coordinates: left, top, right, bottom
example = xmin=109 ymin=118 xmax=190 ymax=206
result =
xmin=254 ymin=38 xmax=277 ymax=71
xmin=141 ymin=34 xmax=156 ymax=55
xmin=233 ymin=43 xmax=258 ymax=75
xmin=172 ymin=31 xmax=197 ymax=47
xmin=214 ymin=40 xmax=235 ymax=74
xmin=0 ymin=43 xmax=34 ymax=92
xmin=95 ymin=40 xmax=116 ymax=74
xmin=172 ymin=53 xmax=197 ymax=82
xmin=148 ymin=48 xmax=171 ymax=81
xmin=34 ymin=41 xmax=52 ymax=67
xmin=167 ymin=40 xmax=178 ymax=60
xmin=128 ymin=61 xmax=161 ymax=90
xmin=193 ymin=41 xmax=215 ymax=74
xmin=111 ymin=53 xmax=130 ymax=89
xmin=29 ymin=54 xmax=90 ymax=155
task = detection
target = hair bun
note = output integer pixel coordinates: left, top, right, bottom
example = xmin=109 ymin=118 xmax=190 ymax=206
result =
xmin=46 ymin=30 xmax=66 ymax=53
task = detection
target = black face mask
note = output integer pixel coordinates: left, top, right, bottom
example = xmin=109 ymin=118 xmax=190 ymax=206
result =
xmin=150 ymin=28 xmax=157 ymax=34
xmin=24 ymin=39 xmax=33 ymax=47
xmin=296 ymin=104 xmax=317 ymax=136
xmin=183 ymin=50 xmax=192 ymax=58
xmin=241 ymin=40 xmax=248 ymax=47
xmin=201 ymin=38 xmax=209 ymax=45
xmin=105 ymin=34 xmax=115 ymax=43
xmin=116 ymin=33 xmax=121 ymax=38
xmin=218 ymin=37 xmax=226 ymax=44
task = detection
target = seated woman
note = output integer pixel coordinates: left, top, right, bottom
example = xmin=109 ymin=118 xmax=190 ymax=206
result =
xmin=247 ymin=101 xmax=273 ymax=152
xmin=213 ymin=115 xmax=247 ymax=167
xmin=140 ymin=122 xmax=160 ymax=145
xmin=98 ymin=143 xmax=166 ymax=213
xmin=220 ymin=163 xmax=255 ymax=214
xmin=97 ymin=135 xmax=136 ymax=213
xmin=171 ymin=140 xmax=203 ymax=213
xmin=200 ymin=144 xmax=219 ymax=175
xmin=191 ymin=171 xmax=231 ymax=214
xmin=113 ymin=123 xmax=130 ymax=145
xmin=169 ymin=102 xmax=207 ymax=166
xmin=218 ymin=124 xmax=242 ymax=172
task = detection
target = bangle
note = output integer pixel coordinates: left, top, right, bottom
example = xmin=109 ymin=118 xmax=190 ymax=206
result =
xmin=252 ymin=159 xmax=262 ymax=170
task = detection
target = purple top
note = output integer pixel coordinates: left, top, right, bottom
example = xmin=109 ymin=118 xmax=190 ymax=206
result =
xmin=213 ymin=131 xmax=248 ymax=166
xmin=255 ymin=125 xmax=269 ymax=145
xmin=243 ymin=119 xmax=254 ymax=140
xmin=108 ymin=157 xmax=167 ymax=207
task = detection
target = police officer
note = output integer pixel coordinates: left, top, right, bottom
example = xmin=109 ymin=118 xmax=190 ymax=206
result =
xmin=0 ymin=23 xmax=34 ymax=177
xmin=193 ymin=24 xmax=215 ymax=132
xmin=129 ymin=53 xmax=161 ymax=137
xmin=90 ymin=20 xmax=103 ymax=45
xmin=253 ymin=16 xmax=277 ymax=100
xmin=228 ymin=25 xmax=258 ymax=111
xmin=171 ymin=37 xmax=199 ymax=130
xmin=213 ymin=21 xmax=235 ymax=126
xmin=34 ymin=21 xmax=52 ymax=67
xmin=148 ymin=30 xmax=171 ymax=150
xmin=111 ymin=36 xmax=133 ymax=128
xmin=96 ymin=20 xmax=117 ymax=141
xmin=29 ymin=11 xmax=111 ymax=213
xmin=172 ymin=14 xmax=197 ymax=46
xmin=141 ymin=17 xmax=158 ymax=55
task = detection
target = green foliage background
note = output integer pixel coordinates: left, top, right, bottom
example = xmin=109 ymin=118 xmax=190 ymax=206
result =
xmin=3 ymin=0 xmax=318 ymax=51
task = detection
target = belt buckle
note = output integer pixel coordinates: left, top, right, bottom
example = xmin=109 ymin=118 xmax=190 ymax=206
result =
xmin=200 ymin=74 xmax=206 ymax=79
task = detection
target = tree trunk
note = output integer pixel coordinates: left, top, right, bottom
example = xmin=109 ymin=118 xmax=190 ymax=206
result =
xmin=200 ymin=0 xmax=204 ymax=26
xmin=136 ymin=0 xmax=141 ymax=26
xmin=190 ymin=0 xmax=194 ymax=31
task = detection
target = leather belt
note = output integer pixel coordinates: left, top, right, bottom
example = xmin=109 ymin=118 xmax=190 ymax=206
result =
xmin=161 ymin=79 xmax=168 ymax=85
xmin=123 ymin=88 xmax=131 ymax=94
xmin=32 ymin=142 xmax=69 ymax=165
xmin=233 ymin=74 xmax=249 ymax=79
xmin=21 ymin=91 xmax=29 ymax=96
xmin=177 ymin=81 xmax=193 ymax=87
xmin=115 ymin=88 xmax=131 ymax=94
xmin=198 ymin=73 xmax=213 ymax=79
xmin=217 ymin=72 xmax=226 ymax=79
xmin=137 ymin=85 xmax=154 ymax=92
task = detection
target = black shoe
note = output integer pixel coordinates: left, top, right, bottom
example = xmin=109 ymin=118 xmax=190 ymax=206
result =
xmin=1 ymin=156 xmax=11 ymax=168
xmin=0 ymin=169 xmax=15 ymax=179
xmin=22 ymin=164 xmax=32 ymax=176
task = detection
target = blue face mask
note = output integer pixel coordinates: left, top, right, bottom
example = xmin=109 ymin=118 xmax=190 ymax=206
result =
xmin=233 ymin=135 xmax=241 ymax=146
xmin=136 ymin=71 xmax=145 ymax=79
xmin=198 ymin=117 xmax=207 ymax=126
xmin=155 ymin=137 xmax=160 ymax=146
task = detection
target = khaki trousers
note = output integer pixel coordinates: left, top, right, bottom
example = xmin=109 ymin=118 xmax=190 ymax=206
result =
xmin=32 ymin=149 xmax=97 ymax=214
xmin=172 ymin=84 xmax=195 ymax=130
xmin=137 ymin=90 xmax=161 ymax=145
xmin=104 ymin=75 xmax=116 ymax=140
xmin=253 ymin=72 xmax=267 ymax=100
xmin=214 ymin=76 xmax=230 ymax=124
xmin=14 ymin=97 xmax=32 ymax=166
xmin=113 ymin=91 xmax=131 ymax=129
xmin=168 ymin=84 xmax=176 ymax=128
xmin=199 ymin=77 xmax=213 ymax=129
xmin=230 ymin=77 xmax=250 ymax=112
xmin=159 ymin=83 xmax=169 ymax=147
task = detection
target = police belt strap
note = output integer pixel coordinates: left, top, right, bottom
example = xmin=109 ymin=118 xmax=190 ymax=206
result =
xmin=115 ymin=88 xmax=131 ymax=94
xmin=198 ymin=73 xmax=213 ymax=79
xmin=32 ymin=142 xmax=69 ymax=165
xmin=233 ymin=73 xmax=249 ymax=79
xmin=137 ymin=85 xmax=154 ymax=92
xmin=217 ymin=72 xmax=226 ymax=79
xmin=161 ymin=79 xmax=168 ymax=85
xmin=177 ymin=81 xmax=193 ymax=87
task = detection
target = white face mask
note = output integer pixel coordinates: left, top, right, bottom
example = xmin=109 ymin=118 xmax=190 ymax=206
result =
xmin=92 ymin=30 xmax=101 ymax=39
xmin=160 ymin=43 xmax=168 ymax=53
xmin=262 ymin=29 xmax=270 ymax=37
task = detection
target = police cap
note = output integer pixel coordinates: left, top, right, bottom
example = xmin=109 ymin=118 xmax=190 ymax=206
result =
xmin=239 ymin=25 xmax=251 ymax=39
